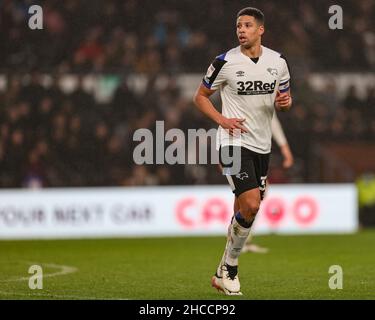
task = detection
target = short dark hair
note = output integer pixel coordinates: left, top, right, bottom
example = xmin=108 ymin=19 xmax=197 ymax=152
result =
xmin=237 ymin=7 xmax=265 ymax=25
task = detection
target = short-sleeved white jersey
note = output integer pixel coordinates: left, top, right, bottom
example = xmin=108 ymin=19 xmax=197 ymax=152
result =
xmin=202 ymin=45 xmax=291 ymax=154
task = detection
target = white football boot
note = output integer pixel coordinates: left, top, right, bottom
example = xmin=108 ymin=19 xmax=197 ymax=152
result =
xmin=212 ymin=262 xmax=242 ymax=296
xmin=211 ymin=223 xmax=242 ymax=295
xmin=222 ymin=263 xmax=242 ymax=295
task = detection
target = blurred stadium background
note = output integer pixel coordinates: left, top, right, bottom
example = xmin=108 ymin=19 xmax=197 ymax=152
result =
xmin=0 ymin=0 xmax=375 ymax=299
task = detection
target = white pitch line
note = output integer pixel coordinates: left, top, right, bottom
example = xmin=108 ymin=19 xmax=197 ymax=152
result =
xmin=0 ymin=290 xmax=129 ymax=300
xmin=0 ymin=261 xmax=129 ymax=300
xmin=0 ymin=262 xmax=78 ymax=282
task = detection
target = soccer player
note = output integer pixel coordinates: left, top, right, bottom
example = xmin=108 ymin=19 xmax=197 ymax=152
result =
xmin=218 ymin=114 xmax=294 ymax=254
xmin=193 ymin=7 xmax=292 ymax=295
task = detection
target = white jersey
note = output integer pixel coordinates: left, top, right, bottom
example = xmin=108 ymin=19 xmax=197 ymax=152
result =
xmin=202 ymin=45 xmax=291 ymax=154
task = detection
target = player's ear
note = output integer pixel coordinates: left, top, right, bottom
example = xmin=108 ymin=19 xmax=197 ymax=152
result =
xmin=258 ymin=24 xmax=265 ymax=36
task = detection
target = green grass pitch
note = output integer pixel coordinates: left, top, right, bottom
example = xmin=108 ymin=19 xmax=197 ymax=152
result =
xmin=0 ymin=230 xmax=374 ymax=300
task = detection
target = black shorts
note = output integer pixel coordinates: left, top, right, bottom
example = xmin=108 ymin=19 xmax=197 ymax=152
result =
xmin=219 ymin=146 xmax=270 ymax=199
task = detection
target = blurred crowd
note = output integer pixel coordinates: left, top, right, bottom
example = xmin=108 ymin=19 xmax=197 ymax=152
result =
xmin=1 ymin=0 xmax=375 ymax=73
xmin=0 ymin=73 xmax=223 ymax=188
xmin=1 ymin=0 xmax=374 ymax=188
xmin=0 ymin=73 xmax=374 ymax=188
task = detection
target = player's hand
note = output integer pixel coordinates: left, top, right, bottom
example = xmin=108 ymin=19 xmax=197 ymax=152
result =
xmin=275 ymin=91 xmax=292 ymax=111
xmin=281 ymin=144 xmax=294 ymax=169
xmin=219 ymin=117 xmax=249 ymax=136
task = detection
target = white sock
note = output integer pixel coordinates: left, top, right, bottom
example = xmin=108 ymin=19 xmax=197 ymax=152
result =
xmin=225 ymin=216 xmax=252 ymax=266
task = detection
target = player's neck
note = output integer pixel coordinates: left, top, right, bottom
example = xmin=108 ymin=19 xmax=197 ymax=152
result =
xmin=240 ymin=43 xmax=262 ymax=58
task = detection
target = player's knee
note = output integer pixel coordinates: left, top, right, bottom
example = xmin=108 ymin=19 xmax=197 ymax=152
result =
xmin=240 ymin=199 xmax=260 ymax=220
xmin=248 ymin=202 xmax=260 ymax=216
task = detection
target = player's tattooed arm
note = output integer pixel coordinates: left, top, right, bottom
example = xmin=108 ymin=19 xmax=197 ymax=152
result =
xmin=193 ymin=84 xmax=249 ymax=136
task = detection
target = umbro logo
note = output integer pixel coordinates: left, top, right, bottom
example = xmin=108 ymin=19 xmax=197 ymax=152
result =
xmin=267 ymin=68 xmax=278 ymax=76
xmin=236 ymin=172 xmax=249 ymax=180
xmin=236 ymin=70 xmax=245 ymax=77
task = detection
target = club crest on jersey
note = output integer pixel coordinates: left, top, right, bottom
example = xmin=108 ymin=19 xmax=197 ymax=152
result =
xmin=267 ymin=68 xmax=278 ymax=76
xmin=236 ymin=80 xmax=276 ymax=95
xmin=236 ymin=70 xmax=245 ymax=77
